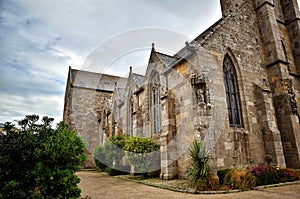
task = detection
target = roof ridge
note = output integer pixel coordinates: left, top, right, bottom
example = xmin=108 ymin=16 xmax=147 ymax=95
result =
xmin=156 ymin=51 xmax=174 ymax=58
xmin=132 ymin=73 xmax=145 ymax=77
xmin=71 ymin=68 xmax=125 ymax=79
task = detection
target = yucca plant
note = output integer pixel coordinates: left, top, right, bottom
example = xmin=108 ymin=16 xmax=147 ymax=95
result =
xmin=187 ymin=139 xmax=211 ymax=188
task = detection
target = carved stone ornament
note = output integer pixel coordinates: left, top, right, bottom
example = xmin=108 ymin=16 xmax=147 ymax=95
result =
xmin=191 ymin=73 xmax=207 ymax=85
xmin=282 ymin=79 xmax=299 ymax=116
xmin=191 ymin=73 xmax=211 ymax=106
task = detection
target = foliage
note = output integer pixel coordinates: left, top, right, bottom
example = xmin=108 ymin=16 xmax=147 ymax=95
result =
xmin=264 ymin=155 xmax=273 ymax=166
xmin=223 ymin=169 xmax=256 ymax=190
xmin=124 ymin=136 xmax=160 ymax=174
xmin=94 ymin=145 xmax=108 ymax=171
xmin=217 ymin=169 xmax=234 ymax=185
xmin=0 ymin=115 xmax=86 ymax=199
xmin=187 ymin=139 xmax=211 ymax=189
xmin=94 ymin=135 xmax=128 ymax=174
xmin=110 ymin=134 xmax=126 ymax=149
xmin=251 ymin=165 xmax=298 ymax=186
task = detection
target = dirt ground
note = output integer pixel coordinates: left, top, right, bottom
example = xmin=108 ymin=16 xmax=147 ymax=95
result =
xmin=77 ymin=171 xmax=300 ymax=199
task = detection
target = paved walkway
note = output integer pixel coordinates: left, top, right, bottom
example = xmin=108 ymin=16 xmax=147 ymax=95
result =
xmin=77 ymin=171 xmax=300 ymax=199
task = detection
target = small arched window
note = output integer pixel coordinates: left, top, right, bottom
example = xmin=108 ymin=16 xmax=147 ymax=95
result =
xmin=223 ymin=55 xmax=243 ymax=127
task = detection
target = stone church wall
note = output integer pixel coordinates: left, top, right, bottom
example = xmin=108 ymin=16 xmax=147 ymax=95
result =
xmin=64 ymin=0 xmax=300 ymax=174
xmin=197 ymin=1 xmax=286 ymax=167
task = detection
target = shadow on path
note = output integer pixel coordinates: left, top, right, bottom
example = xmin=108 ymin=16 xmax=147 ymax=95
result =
xmin=77 ymin=171 xmax=300 ymax=199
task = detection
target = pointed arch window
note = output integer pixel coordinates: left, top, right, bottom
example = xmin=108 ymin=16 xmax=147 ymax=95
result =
xmin=128 ymin=95 xmax=134 ymax=136
xmin=223 ymin=55 xmax=243 ymax=127
xmin=150 ymin=72 xmax=161 ymax=134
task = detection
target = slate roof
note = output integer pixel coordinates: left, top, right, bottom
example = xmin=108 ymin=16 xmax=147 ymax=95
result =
xmin=117 ymin=88 xmax=126 ymax=102
xmin=132 ymin=73 xmax=145 ymax=88
xmin=156 ymin=51 xmax=178 ymax=67
xmin=70 ymin=69 xmax=127 ymax=92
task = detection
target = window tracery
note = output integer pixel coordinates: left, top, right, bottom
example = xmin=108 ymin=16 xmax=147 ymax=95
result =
xmin=223 ymin=55 xmax=243 ymax=127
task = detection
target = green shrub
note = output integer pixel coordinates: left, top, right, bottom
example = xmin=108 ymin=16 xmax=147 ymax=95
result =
xmin=110 ymin=134 xmax=126 ymax=148
xmin=187 ymin=139 xmax=211 ymax=189
xmin=217 ymin=169 xmax=234 ymax=185
xmin=94 ymin=135 xmax=128 ymax=174
xmin=0 ymin=115 xmax=86 ymax=198
xmin=223 ymin=169 xmax=256 ymax=190
xmin=94 ymin=146 xmax=108 ymax=171
xmin=124 ymin=136 xmax=160 ymax=174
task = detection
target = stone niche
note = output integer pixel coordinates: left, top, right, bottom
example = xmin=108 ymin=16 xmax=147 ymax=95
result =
xmin=190 ymin=73 xmax=211 ymax=107
xmin=190 ymin=73 xmax=211 ymax=140
xmin=282 ymin=78 xmax=300 ymax=122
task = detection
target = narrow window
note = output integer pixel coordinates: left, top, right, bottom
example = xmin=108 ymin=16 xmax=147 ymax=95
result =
xmin=223 ymin=55 xmax=243 ymax=127
xmin=128 ymin=96 xmax=134 ymax=136
xmin=281 ymin=40 xmax=290 ymax=71
xmin=151 ymin=72 xmax=161 ymax=134
xmin=281 ymin=40 xmax=288 ymax=61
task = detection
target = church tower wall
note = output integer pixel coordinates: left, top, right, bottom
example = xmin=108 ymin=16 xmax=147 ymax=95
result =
xmin=220 ymin=0 xmax=245 ymax=16
xmin=254 ymin=0 xmax=300 ymax=168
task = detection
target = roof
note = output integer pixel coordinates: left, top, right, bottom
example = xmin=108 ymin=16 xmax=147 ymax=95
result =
xmin=117 ymin=88 xmax=126 ymax=102
xmin=132 ymin=73 xmax=145 ymax=88
xmin=70 ymin=69 xmax=127 ymax=92
xmin=156 ymin=51 xmax=178 ymax=66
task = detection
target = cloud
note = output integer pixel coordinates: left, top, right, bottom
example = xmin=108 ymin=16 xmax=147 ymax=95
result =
xmin=0 ymin=0 xmax=223 ymax=124
xmin=0 ymin=93 xmax=64 ymax=124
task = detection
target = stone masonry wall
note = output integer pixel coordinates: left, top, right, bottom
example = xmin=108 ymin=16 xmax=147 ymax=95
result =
xmin=198 ymin=1 xmax=286 ymax=167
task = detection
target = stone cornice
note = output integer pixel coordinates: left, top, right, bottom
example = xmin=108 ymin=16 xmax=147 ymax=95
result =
xmin=265 ymin=59 xmax=289 ymax=68
xmin=70 ymin=84 xmax=113 ymax=93
xmin=255 ymin=1 xmax=275 ymax=12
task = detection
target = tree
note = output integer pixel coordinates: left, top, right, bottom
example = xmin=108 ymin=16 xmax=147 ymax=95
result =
xmin=0 ymin=115 xmax=86 ymax=198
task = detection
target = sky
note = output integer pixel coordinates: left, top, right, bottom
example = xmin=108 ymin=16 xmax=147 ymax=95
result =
xmin=1 ymin=0 xmax=298 ymax=125
xmin=0 ymin=0 xmax=222 ymax=124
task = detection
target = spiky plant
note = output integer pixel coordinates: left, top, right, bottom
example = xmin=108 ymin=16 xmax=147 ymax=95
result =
xmin=187 ymin=139 xmax=211 ymax=188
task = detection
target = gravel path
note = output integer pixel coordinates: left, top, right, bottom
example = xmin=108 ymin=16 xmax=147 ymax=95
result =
xmin=77 ymin=171 xmax=300 ymax=199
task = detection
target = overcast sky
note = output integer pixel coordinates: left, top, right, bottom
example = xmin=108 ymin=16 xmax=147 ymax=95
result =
xmin=0 ymin=0 xmax=299 ymax=125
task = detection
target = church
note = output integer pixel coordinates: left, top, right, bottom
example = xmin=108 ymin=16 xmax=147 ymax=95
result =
xmin=64 ymin=0 xmax=300 ymax=179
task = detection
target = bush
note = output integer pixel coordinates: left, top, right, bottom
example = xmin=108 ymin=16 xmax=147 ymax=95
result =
xmin=223 ymin=169 xmax=256 ymax=190
xmin=217 ymin=169 xmax=234 ymax=185
xmin=94 ymin=135 xmax=128 ymax=174
xmin=0 ymin=115 xmax=86 ymax=198
xmin=124 ymin=136 xmax=160 ymax=174
xmin=187 ymin=139 xmax=211 ymax=189
xmin=94 ymin=135 xmax=159 ymax=176
xmin=252 ymin=166 xmax=298 ymax=186
xmin=94 ymin=146 xmax=108 ymax=171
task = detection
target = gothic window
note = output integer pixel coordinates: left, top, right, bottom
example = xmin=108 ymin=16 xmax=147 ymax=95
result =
xmin=223 ymin=55 xmax=243 ymax=127
xmin=112 ymin=102 xmax=117 ymax=136
xmin=150 ymin=72 xmax=161 ymax=134
xmin=128 ymin=95 xmax=134 ymax=136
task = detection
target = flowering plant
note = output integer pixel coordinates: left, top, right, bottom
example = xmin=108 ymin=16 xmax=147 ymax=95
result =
xmin=251 ymin=165 xmax=297 ymax=186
